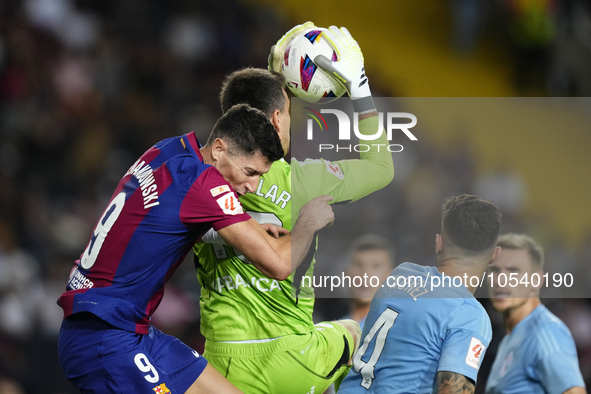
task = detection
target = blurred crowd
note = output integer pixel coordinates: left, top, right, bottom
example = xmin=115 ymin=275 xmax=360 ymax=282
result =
xmin=0 ymin=0 xmax=287 ymax=391
xmin=0 ymin=0 xmax=589 ymax=393
xmin=451 ymin=0 xmax=591 ymax=95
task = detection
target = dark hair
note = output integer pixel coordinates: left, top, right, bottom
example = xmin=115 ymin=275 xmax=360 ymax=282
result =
xmin=207 ymin=104 xmax=283 ymax=162
xmin=349 ymin=234 xmax=396 ymax=266
xmin=441 ymin=194 xmax=501 ymax=253
xmin=220 ymin=68 xmax=286 ymax=118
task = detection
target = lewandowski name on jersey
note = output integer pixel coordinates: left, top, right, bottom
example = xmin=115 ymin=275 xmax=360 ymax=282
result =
xmin=125 ymin=158 xmax=160 ymax=209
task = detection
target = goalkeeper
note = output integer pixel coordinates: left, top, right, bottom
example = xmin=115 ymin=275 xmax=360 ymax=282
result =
xmin=194 ymin=24 xmax=394 ymax=394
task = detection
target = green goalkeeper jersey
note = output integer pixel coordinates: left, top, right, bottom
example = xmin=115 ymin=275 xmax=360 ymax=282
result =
xmin=194 ymin=116 xmax=393 ymax=341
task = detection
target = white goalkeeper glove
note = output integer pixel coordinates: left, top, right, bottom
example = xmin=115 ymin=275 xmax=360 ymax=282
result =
xmin=314 ymin=26 xmax=375 ymax=113
xmin=268 ymin=21 xmax=317 ymax=72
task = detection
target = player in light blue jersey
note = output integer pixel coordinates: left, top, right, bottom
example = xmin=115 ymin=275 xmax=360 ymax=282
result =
xmin=342 ymin=234 xmax=396 ymax=330
xmin=339 ymin=194 xmax=502 ymax=394
xmin=485 ymin=233 xmax=586 ymax=394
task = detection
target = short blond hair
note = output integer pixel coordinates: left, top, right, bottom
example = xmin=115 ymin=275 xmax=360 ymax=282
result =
xmin=497 ymin=233 xmax=544 ymax=270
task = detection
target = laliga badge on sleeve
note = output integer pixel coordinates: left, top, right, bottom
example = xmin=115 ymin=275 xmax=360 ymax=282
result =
xmin=217 ymin=193 xmax=244 ymax=215
xmin=325 ymin=161 xmax=344 ymax=180
xmin=465 ymin=337 xmax=485 ymax=370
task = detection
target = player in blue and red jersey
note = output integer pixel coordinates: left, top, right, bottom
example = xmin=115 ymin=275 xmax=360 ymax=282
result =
xmin=57 ymin=104 xmax=335 ymax=394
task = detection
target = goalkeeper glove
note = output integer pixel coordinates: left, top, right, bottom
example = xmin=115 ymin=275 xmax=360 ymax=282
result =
xmin=268 ymin=21 xmax=316 ymax=72
xmin=315 ymin=26 xmax=375 ymax=113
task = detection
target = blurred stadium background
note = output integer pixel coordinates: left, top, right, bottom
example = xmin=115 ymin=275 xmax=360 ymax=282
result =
xmin=0 ymin=0 xmax=590 ymax=392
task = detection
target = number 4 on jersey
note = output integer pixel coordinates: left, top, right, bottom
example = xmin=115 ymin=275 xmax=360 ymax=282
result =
xmin=352 ymin=308 xmax=399 ymax=389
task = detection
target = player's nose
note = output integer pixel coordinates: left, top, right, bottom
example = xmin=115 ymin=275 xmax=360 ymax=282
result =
xmin=244 ymin=180 xmax=257 ymax=194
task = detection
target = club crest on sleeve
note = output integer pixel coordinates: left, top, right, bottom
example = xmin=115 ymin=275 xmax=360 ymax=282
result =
xmin=216 ymin=193 xmax=244 ymax=215
xmin=465 ymin=337 xmax=485 ymax=369
xmin=210 ymin=185 xmax=231 ymax=197
xmin=153 ymin=383 xmax=171 ymax=393
xmin=325 ymin=161 xmax=344 ymax=180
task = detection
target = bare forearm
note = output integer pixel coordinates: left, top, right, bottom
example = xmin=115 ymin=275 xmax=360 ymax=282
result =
xmin=433 ymin=371 xmax=475 ymax=394
xmin=220 ymin=223 xmax=315 ymax=281
xmin=219 ymin=197 xmax=333 ymax=281
xmin=265 ymin=213 xmax=323 ymax=279
xmin=218 ymin=219 xmax=290 ymax=280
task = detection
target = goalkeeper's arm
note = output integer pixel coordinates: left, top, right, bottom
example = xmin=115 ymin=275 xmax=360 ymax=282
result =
xmin=292 ymin=26 xmax=394 ymax=205
xmin=339 ymin=113 xmax=394 ymax=199
xmin=291 ymin=114 xmax=393 ymax=206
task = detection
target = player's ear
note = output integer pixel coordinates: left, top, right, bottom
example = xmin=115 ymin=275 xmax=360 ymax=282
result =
xmin=270 ymin=110 xmax=281 ymax=134
xmin=435 ymin=234 xmax=443 ymax=255
xmin=489 ymin=246 xmax=502 ymax=265
xmin=211 ymin=138 xmax=228 ymax=162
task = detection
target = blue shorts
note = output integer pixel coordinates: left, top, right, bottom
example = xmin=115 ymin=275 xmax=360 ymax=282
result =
xmin=58 ymin=313 xmax=207 ymax=393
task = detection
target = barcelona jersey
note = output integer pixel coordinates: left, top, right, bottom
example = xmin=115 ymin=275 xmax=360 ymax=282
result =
xmin=58 ymin=132 xmax=250 ymax=334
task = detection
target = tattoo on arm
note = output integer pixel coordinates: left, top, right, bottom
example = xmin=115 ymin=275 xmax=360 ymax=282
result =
xmin=433 ymin=371 xmax=475 ymax=394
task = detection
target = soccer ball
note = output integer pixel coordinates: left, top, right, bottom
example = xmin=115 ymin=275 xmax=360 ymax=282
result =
xmin=282 ymin=28 xmax=347 ymax=102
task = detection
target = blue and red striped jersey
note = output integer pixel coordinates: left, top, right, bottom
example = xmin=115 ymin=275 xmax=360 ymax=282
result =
xmin=58 ymin=132 xmax=250 ymax=334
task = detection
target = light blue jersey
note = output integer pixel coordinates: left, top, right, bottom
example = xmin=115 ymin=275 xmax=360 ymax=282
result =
xmin=339 ymin=262 xmax=492 ymax=393
xmin=485 ymin=305 xmax=585 ymax=394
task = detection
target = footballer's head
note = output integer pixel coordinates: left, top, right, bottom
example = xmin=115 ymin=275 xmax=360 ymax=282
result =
xmin=206 ymin=104 xmax=283 ymax=195
xmin=220 ymin=67 xmax=291 ymax=156
xmin=488 ymin=233 xmax=544 ymax=312
xmin=438 ymin=194 xmax=501 ymax=263
xmin=346 ymin=234 xmax=396 ymax=306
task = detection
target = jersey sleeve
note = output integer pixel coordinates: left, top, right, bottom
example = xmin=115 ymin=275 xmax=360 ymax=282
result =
xmin=291 ymin=115 xmax=394 ymax=205
xmin=437 ymin=302 xmax=493 ymax=384
xmin=534 ymin=325 xmax=586 ymax=393
xmin=180 ymin=167 xmax=251 ymax=231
